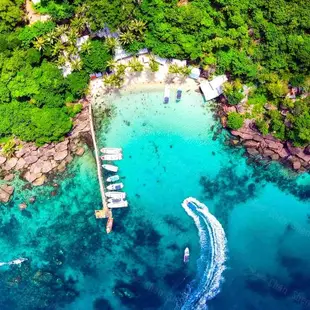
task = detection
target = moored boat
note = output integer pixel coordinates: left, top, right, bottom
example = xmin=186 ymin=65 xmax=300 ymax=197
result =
xmin=106 ymin=217 xmax=113 ymax=233
xmin=105 ymin=191 xmax=126 ymax=199
xmin=101 ymin=153 xmax=122 ymax=161
xmin=106 ymin=175 xmax=120 ymax=182
xmin=107 ymin=182 xmax=124 ymax=191
xmin=102 ymin=164 xmax=118 ymax=172
xmin=184 ymin=247 xmax=190 ymax=263
xmin=108 ymin=200 xmax=128 ymax=208
xmin=163 ymin=85 xmax=170 ymax=104
xmin=101 ymin=147 xmax=122 ymax=154
xmin=108 ymin=198 xmax=124 ymax=203
xmin=176 ymin=88 xmax=182 ymax=101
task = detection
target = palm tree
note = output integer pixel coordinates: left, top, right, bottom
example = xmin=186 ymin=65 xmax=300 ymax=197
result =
xmin=54 ymin=24 xmax=69 ymax=37
xmin=52 ymin=41 xmax=64 ymax=56
xmin=75 ymin=4 xmax=88 ymax=17
xmin=80 ymin=40 xmax=92 ymax=54
xmin=44 ymin=31 xmax=57 ymax=45
xmin=71 ymin=17 xmax=87 ymax=34
xmin=106 ymin=59 xmax=117 ymax=70
xmin=71 ymin=58 xmax=83 ymax=71
xmin=56 ymin=54 xmax=67 ymax=67
xmin=149 ymin=55 xmax=159 ymax=72
xmin=119 ymin=31 xmax=135 ymax=45
xmin=66 ymin=43 xmax=78 ymax=57
xmin=128 ymin=19 xmax=146 ymax=37
xmin=128 ymin=57 xmax=144 ymax=72
xmin=116 ymin=63 xmax=127 ymax=75
xmin=67 ymin=28 xmax=78 ymax=45
xmin=33 ymin=37 xmax=46 ymax=51
xmin=168 ymin=64 xmax=181 ymax=74
xmin=105 ymin=37 xmax=117 ymax=53
xmin=104 ymin=73 xmax=124 ymax=88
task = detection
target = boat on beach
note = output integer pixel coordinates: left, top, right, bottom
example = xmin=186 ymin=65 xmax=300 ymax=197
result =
xmin=108 ymin=200 xmax=128 ymax=208
xmin=101 ymin=147 xmax=122 ymax=154
xmin=102 ymin=164 xmax=118 ymax=172
xmin=107 ymin=182 xmax=124 ymax=191
xmin=184 ymin=247 xmax=190 ymax=263
xmin=176 ymin=88 xmax=182 ymax=101
xmin=106 ymin=175 xmax=120 ymax=182
xmin=163 ymin=86 xmax=170 ymax=104
xmin=106 ymin=217 xmax=113 ymax=233
xmin=101 ymin=153 xmax=123 ymax=161
xmin=105 ymin=191 xmax=126 ymax=199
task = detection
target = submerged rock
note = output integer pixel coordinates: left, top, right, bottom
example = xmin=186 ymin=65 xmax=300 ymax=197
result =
xmin=0 ymin=184 xmax=14 ymax=202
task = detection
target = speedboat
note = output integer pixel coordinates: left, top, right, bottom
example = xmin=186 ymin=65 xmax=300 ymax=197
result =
xmin=101 ymin=147 xmax=122 ymax=154
xmin=107 ymin=183 xmax=123 ymax=191
xmin=102 ymin=164 xmax=118 ymax=172
xmin=106 ymin=217 xmax=113 ymax=233
xmin=101 ymin=154 xmax=122 ymax=161
xmin=184 ymin=247 xmax=190 ymax=263
xmin=106 ymin=175 xmax=120 ymax=182
xmin=105 ymin=191 xmax=126 ymax=199
xmin=108 ymin=200 xmax=128 ymax=208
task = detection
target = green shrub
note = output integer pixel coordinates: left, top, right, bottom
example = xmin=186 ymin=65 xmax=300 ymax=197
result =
xmin=227 ymin=112 xmax=244 ymax=130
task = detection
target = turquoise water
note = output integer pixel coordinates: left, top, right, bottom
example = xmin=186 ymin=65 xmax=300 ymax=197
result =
xmin=0 ymin=87 xmax=309 ymax=310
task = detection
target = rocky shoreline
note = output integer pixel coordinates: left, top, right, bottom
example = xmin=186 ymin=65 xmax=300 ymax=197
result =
xmin=0 ymin=100 xmax=92 ymax=203
xmin=219 ymin=104 xmax=310 ymax=173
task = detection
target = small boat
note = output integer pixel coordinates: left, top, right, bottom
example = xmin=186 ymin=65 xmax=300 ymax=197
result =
xmin=101 ymin=147 xmax=122 ymax=154
xmin=163 ymin=86 xmax=170 ymax=104
xmin=106 ymin=175 xmax=120 ymax=182
xmin=184 ymin=247 xmax=190 ymax=263
xmin=107 ymin=182 xmax=123 ymax=191
xmin=102 ymin=164 xmax=118 ymax=172
xmin=105 ymin=191 xmax=126 ymax=199
xmin=108 ymin=200 xmax=128 ymax=208
xmin=108 ymin=198 xmax=124 ymax=203
xmin=101 ymin=154 xmax=122 ymax=161
xmin=176 ymin=88 xmax=182 ymax=101
xmin=106 ymin=217 xmax=113 ymax=233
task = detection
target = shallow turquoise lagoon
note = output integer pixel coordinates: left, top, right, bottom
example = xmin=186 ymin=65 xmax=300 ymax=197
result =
xmin=0 ymin=87 xmax=309 ymax=310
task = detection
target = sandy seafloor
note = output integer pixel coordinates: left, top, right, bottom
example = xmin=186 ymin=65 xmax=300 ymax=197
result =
xmin=0 ymin=87 xmax=310 ymax=310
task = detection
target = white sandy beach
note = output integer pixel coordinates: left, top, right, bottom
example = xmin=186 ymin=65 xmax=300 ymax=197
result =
xmin=89 ymin=54 xmax=200 ymax=108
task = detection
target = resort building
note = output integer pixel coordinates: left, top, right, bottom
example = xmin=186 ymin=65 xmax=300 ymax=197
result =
xmin=200 ymin=75 xmax=228 ymax=101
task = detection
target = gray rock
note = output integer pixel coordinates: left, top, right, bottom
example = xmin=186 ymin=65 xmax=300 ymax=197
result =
xmin=15 ymin=157 xmax=26 ymax=170
xmin=24 ymin=171 xmax=42 ymax=183
xmin=24 ymin=155 xmax=39 ymax=165
xmin=0 ymin=188 xmax=11 ymax=203
xmin=247 ymin=148 xmax=259 ymax=155
xmin=42 ymin=161 xmax=53 ymax=173
xmin=4 ymin=158 xmax=18 ymax=171
xmin=243 ymin=140 xmax=259 ymax=148
xmin=75 ymin=147 xmax=85 ymax=156
xmin=4 ymin=174 xmax=14 ymax=181
xmin=32 ymin=175 xmax=46 ymax=186
xmin=54 ymin=150 xmax=68 ymax=161
xmin=55 ymin=140 xmax=69 ymax=153
xmin=0 ymin=156 xmax=7 ymax=165
xmin=1 ymin=184 xmax=14 ymax=195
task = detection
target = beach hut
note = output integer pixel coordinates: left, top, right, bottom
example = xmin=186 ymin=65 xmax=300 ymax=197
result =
xmin=190 ymin=68 xmax=201 ymax=80
xmin=200 ymin=75 xmax=228 ymax=101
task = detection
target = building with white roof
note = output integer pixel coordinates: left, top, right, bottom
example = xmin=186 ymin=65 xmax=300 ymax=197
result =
xmin=200 ymin=75 xmax=228 ymax=101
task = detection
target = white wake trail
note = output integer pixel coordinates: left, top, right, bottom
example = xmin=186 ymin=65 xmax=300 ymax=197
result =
xmin=181 ymin=197 xmax=227 ymax=310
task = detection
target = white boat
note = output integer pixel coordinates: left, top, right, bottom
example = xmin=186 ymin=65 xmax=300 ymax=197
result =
xmin=100 ymin=147 xmax=122 ymax=154
xmin=106 ymin=175 xmax=120 ymax=182
xmin=102 ymin=164 xmax=118 ymax=172
xmin=107 ymin=182 xmax=124 ymax=191
xmin=184 ymin=247 xmax=190 ymax=263
xmin=105 ymin=191 xmax=126 ymax=199
xmin=101 ymin=154 xmax=122 ymax=161
xmin=108 ymin=200 xmax=128 ymax=208
xmin=108 ymin=198 xmax=124 ymax=203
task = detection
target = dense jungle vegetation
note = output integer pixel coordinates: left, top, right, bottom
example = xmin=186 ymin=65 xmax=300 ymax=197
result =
xmin=0 ymin=0 xmax=309 ymax=146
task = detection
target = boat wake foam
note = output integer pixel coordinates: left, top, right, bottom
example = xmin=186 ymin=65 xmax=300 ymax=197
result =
xmin=181 ymin=197 xmax=227 ymax=310
xmin=0 ymin=258 xmax=28 ymax=267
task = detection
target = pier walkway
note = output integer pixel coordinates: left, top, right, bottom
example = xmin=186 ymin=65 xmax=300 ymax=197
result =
xmin=89 ymin=103 xmax=112 ymax=219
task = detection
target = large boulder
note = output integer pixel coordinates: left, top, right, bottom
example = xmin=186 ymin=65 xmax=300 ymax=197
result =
xmin=3 ymin=158 xmax=18 ymax=171
xmin=55 ymin=140 xmax=69 ymax=153
xmin=32 ymin=175 xmax=46 ymax=186
xmin=0 ymin=184 xmax=14 ymax=202
xmin=24 ymin=171 xmax=42 ymax=183
xmin=42 ymin=161 xmax=53 ymax=173
xmin=24 ymin=155 xmax=39 ymax=165
xmin=54 ymin=150 xmax=68 ymax=161
xmin=247 ymin=148 xmax=259 ymax=155
xmin=15 ymin=157 xmax=27 ymax=170
xmin=75 ymin=147 xmax=85 ymax=156
xmin=0 ymin=156 xmax=7 ymax=165
xmin=243 ymin=140 xmax=260 ymax=148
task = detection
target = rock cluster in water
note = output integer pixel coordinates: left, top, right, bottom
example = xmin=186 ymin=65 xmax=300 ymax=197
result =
xmin=228 ymin=121 xmax=310 ymax=173
xmin=0 ymin=102 xmax=91 ymax=203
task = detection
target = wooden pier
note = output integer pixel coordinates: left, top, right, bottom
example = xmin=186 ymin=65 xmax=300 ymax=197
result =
xmin=89 ymin=103 xmax=112 ymax=219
